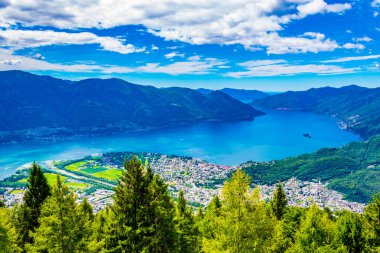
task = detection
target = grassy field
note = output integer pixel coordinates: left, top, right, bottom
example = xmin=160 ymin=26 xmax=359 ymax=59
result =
xmin=93 ymin=169 xmax=122 ymax=181
xmin=82 ymin=166 xmax=107 ymax=174
xmin=11 ymin=189 xmax=24 ymax=195
xmin=64 ymin=161 xmax=87 ymax=171
xmin=65 ymin=181 xmax=89 ymax=190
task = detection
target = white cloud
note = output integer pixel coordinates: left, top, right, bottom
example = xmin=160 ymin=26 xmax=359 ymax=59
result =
xmin=0 ymin=59 xmax=22 ymax=65
xmin=0 ymin=29 xmax=145 ymax=54
xmin=0 ymin=49 xmax=226 ymax=75
xmin=372 ymin=0 xmax=380 ymax=7
xmin=353 ymin=36 xmax=373 ymax=42
xmin=322 ymin=54 xmax=380 ymax=63
xmin=296 ymin=0 xmax=351 ymax=18
xmin=135 ymin=57 xmax=227 ymax=75
xmin=342 ymin=43 xmax=365 ymax=50
xmin=164 ymin=52 xmax=185 ymax=59
xmin=0 ymin=0 xmax=352 ymax=54
xmin=255 ymin=32 xmax=339 ymax=54
xmin=225 ymin=60 xmax=358 ymax=78
xmin=0 ymin=49 xmax=103 ymax=72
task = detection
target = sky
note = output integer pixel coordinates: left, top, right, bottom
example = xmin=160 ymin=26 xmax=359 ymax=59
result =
xmin=0 ymin=0 xmax=379 ymax=91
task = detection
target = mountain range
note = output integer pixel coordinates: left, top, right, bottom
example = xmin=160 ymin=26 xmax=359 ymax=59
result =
xmin=197 ymin=88 xmax=269 ymax=102
xmin=0 ymin=71 xmax=263 ymax=143
xmin=253 ymin=85 xmax=380 ymax=139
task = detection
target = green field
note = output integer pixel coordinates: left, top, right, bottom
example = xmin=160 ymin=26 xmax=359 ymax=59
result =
xmin=11 ymin=189 xmax=24 ymax=195
xmin=93 ymin=169 xmax=122 ymax=180
xmin=82 ymin=166 xmax=107 ymax=174
xmin=66 ymin=181 xmax=89 ymax=190
xmin=64 ymin=161 xmax=87 ymax=171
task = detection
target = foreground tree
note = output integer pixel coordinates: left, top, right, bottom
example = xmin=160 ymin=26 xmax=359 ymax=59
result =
xmin=202 ymin=169 xmax=277 ymax=253
xmin=14 ymin=162 xmax=51 ymax=248
xmin=335 ymin=211 xmax=364 ymax=253
xmin=174 ymin=190 xmax=201 ymax=252
xmin=105 ymin=156 xmax=176 ymax=253
xmin=289 ymin=204 xmax=335 ymax=252
xmin=0 ymin=207 xmax=22 ymax=253
xmin=363 ymin=193 xmax=380 ymax=249
xmin=270 ymin=182 xmax=288 ymax=220
xmin=28 ymin=175 xmax=91 ymax=253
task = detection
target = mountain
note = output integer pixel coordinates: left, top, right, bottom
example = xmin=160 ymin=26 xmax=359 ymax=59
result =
xmin=0 ymin=71 xmax=264 ymax=143
xmin=242 ymin=134 xmax=380 ymax=203
xmin=197 ymin=88 xmax=268 ymax=102
xmin=252 ymin=85 xmax=380 ymax=138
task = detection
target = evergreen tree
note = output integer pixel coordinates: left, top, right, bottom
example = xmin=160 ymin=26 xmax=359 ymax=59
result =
xmin=270 ymin=182 xmax=288 ymax=220
xmin=0 ymin=207 xmax=22 ymax=253
xmin=14 ymin=162 xmax=51 ymax=248
xmin=148 ymin=174 xmax=176 ymax=253
xmin=105 ymin=156 xmax=176 ymax=253
xmin=335 ymin=211 xmax=364 ymax=253
xmin=363 ymin=193 xmax=380 ymax=249
xmin=174 ymin=190 xmax=201 ymax=253
xmin=28 ymin=175 xmax=91 ymax=253
xmin=198 ymin=195 xmax=222 ymax=240
xmin=203 ymin=169 xmax=277 ymax=253
xmin=290 ymin=204 xmax=335 ymax=252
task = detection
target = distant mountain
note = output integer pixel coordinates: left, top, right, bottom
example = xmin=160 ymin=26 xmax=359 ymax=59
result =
xmin=242 ymin=134 xmax=380 ymax=203
xmin=197 ymin=88 xmax=268 ymax=102
xmin=0 ymin=71 xmax=264 ymax=143
xmin=252 ymin=85 xmax=380 ymax=138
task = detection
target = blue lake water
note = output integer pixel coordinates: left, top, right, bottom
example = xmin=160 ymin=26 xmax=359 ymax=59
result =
xmin=0 ymin=109 xmax=359 ymax=179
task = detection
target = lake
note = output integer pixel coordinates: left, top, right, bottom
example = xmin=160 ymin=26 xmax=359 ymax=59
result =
xmin=0 ymin=109 xmax=359 ymax=179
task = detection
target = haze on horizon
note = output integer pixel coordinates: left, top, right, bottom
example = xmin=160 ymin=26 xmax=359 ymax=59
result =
xmin=0 ymin=0 xmax=379 ymax=91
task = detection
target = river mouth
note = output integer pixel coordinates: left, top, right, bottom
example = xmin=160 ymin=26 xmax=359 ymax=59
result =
xmin=0 ymin=109 xmax=359 ymax=179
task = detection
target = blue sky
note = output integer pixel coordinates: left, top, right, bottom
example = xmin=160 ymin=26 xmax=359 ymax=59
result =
xmin=0 ymin=0 xmax=379 ymax=91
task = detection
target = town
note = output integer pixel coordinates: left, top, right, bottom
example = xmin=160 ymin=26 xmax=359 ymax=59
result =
xmin=0 ymin=152 xmax=367 ymax=213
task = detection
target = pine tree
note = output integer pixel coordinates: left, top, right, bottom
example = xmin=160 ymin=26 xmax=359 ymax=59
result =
xmin=105 ymin=156 xmax=176 ymax=253
xmin=198 ymin=195 xmax=222 ymax=240
xmin=363 ymin=193 xmax=380 ymax=248
xmin=270 ymin=182 xmax=288 ymax=220
xmin=202 ymin=170 xmax=277 ymax=253
xmin=290 ymin=204 xmax=335 ymax=252
xmin=335 ymin=211 xmax=364 ymax=253
xmin=148 ymin=174 xmax=176 ymax=253
xmin=0 ymin=207 xmax=22 ymax=253
xmin=14 ymin=162 xmax=51 ymax=248
xmin=28 ymin=175 xmax=91 ymax=253
xmin=174 ymin=190 xmax=201 ymax=253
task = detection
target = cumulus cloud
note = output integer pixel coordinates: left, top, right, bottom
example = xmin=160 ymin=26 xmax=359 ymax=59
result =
xmin=225 ymin=60 xmax=358 ymax=78
xmin=296 ymin=0 xmax=351 ymax=18
xmin=342 ymin=43 xmax=365 ymax=50
xmin=164 ymin=52 xmax=185 ymax=59
xmin=354 ymin=36 xmax=373 ymax=42
xmin=0 ymin=0 xmax=352 ymax=54
xmin=321 ymin=54 xmax=380 ymax=63
xmin=0 ymin=29 xmax=145 ymax=54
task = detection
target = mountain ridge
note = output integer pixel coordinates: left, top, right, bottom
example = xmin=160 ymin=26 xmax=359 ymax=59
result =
xmin=0 ymin=70 xmax=264 ymax=143
xmin=252 ymin=85 xmax=380 ymax=139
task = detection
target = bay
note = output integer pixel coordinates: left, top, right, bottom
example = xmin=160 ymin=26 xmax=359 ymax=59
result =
xmin=0 ymin=109 xmax=359 ymax=179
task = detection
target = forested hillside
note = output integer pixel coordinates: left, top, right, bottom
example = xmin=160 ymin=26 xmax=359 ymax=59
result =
xmin=253 ymin=85 xmax=380 ymax=138
xmin=242 ymin=135 xmax=380 ymax=203
xmin=0 ymin=71 xmax=263 ymax=143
